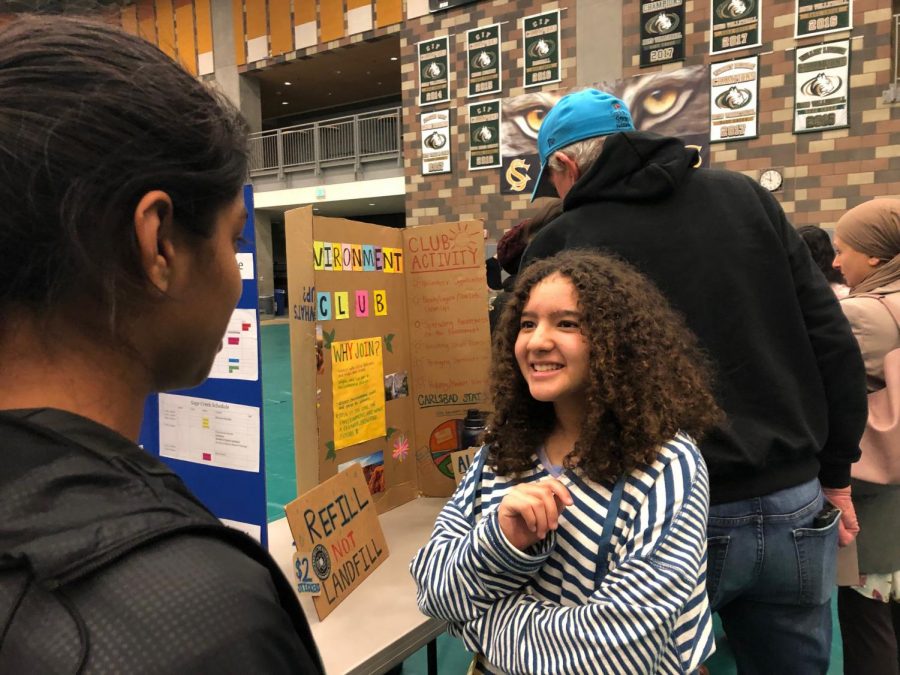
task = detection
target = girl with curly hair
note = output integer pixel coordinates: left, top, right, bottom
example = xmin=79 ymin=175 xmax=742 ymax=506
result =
xmin=412 ymin=250 xmax=721 ymax=674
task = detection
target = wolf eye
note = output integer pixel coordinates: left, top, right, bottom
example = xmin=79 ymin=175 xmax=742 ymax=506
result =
xmin=641 ymin=88 xmax=678 ymax=116
xmin=525 ymin=108 xmax=546 ymax=133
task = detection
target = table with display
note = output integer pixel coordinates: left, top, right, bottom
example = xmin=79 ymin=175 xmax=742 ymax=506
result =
xmin=268 ymin=497 xmax=448 ymax=675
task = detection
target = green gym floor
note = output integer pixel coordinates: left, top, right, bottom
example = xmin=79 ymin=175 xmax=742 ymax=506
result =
xmin=260 ymin=322 xmax=844 ymax=674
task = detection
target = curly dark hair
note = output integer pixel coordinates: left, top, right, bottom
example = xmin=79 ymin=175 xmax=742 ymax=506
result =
xmin=797 ymin=226 xmax=845 ymax=285
xmin=485 ymin=250 xmax=722 ymax=483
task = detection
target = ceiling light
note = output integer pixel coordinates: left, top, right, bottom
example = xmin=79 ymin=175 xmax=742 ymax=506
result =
xmin=284 ymin=81 xmax=292 ymax=85
xmin=282 ymin=101 xmax=288 ymax=105
xmin=369 ymin=203 xmax=375 ymax=206
xmin=336 ymin=70 xmax=341 ymax=74
xmin=390 ymin=57 xmax=398 ymax=61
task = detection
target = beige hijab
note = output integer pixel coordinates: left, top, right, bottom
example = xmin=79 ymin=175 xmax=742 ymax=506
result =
xmin=835 ymin=198 xmax=900 ymax=296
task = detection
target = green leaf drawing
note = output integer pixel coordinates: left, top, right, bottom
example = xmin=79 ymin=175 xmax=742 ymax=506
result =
xmin=384 ymin=333 xmax=395 ymax=353
xmin=385 ymin=427 xmax=399 ymax=441
xmin=323 ymin=329 xmax=336 ymax=350
xmin=325 ymin=441 xmax=336 ymax=461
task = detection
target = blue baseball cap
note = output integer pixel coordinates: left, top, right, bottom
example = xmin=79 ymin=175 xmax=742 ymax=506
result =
xmin=531 ymin=89 xmax=635 ymax=201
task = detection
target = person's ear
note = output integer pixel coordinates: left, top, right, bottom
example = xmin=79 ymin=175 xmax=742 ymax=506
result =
xmin=868 ymin=255 xmax=884 ymax=269
xmin=133 ymin=191 xmax=176 ymax=293
xmin=553 ymin=151 xmax=580 ymax=181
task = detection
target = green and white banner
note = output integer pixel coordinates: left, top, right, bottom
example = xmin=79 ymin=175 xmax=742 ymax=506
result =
xmin=522 ymin=9 xmax=560 ymax=88
xmin=468 ymin=100 xmax=501 ymax=171
xmin=640 ymin=0 xmax=685 ymax=68
xmin=418 ymin=36 xmax=450 ymax=107
xmin=794 ymin=40 xmax=850 ymax=134
xmin=795 ymin=0 xmax=852 ymax=38
xmin=467 ymin=24 xmax=501 ymax=98
xmin=710 ymin=0 xmax=761 ymax=55
xmin=421 ymin=109 xmax=452 ymax=175
xmin=710 ymin=56 xmax=759 ymax=142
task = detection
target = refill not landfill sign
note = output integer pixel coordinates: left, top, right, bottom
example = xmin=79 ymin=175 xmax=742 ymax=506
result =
xmin=285 ymin=464 xmax=389 ymax=620
xmin=467 ymin=24 xmax=501 ymax=98
xmin=418 ymin=36 xmax=450 ymax=107
xmin=522 ymin=10 xmax=560 ymax=88
xmin=710 ymin=0 xmax=761 ymax=55
xmin=468 ymin=100 xmax=501 ymax=171
xmin=795 ymin=0 xmax=852 ymax=38
xmin=640 ymin=0 xmax=685 ymax=67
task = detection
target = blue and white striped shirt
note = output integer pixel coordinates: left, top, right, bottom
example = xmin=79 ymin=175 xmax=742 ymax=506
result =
xmin=410 ymin=433 xmax=715 ymax=674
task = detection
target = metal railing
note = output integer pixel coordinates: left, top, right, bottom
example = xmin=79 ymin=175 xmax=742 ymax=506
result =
xmin=249 ymin=107 xmax=402 ymax=177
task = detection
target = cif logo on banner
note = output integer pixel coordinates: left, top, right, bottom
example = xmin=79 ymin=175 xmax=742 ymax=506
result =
xmin=501 ymin=155 xmax=538 ymax=194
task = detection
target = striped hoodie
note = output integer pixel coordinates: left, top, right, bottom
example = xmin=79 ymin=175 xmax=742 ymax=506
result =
xmin=410 ymin=433 xmax=715 ymax=674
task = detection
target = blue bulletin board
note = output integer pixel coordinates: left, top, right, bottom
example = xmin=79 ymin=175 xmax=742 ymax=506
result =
xmin=140 ymin=185 xmax=269 ymax=547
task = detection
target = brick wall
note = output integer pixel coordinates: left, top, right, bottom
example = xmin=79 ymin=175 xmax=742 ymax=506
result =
xmin=400 ymin=1 xmax=577 ymax=240
xmin=624 ymin=0 xmax=898 ymax=227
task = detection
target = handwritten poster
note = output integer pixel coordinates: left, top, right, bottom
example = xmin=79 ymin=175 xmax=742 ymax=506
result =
xmin=331 ymin=337 xmax=386 ymax=449
xmin=403 ymin=221 xmax=492 ymax=495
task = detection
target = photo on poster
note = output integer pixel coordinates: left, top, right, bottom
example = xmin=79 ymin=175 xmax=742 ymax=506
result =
xmin=338 ymin=450 xmax=386 ymax=495
xmin=794 ymin=40 xmax=850 ymax=134
xmin=421 ymin=109 xmax=452 ymax=175
xmin=795 ymin=0 xmax=852 ymax=39
xmin=468 ymin=99 xmax=502 ymax=171
xmin=709 ymin=0 xmax=761 ymax=55
xmin=522 ymin=9 xmax=561 ymax=88
xmin=640 ymin=0 xmax=685 ymax=68
xmin=384 ymin=371 xmax=409 ymax=401
xmin=710 ymin=56 xmax=759 ymax=142
xmin=466 ymin=24 xmax=502 ymax=98
xmin=418 ymin=36 xmax=450 ymax=107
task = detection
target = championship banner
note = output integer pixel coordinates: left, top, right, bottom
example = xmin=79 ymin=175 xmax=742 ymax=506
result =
xmin=795 ymin=0 xmax=852 ymax=38
xmin=640 ymin=0 xmax=685 ymax=68
xmin=421 ymin=109 xmax=451 ymax=174
xmin=710 ymin=0 xmax=761 ymax=55
xmin=468 ymin=99 xmax=501 ymax=171
xmin=522 ymin=9 xmax=560 ymax=88
xmin=418 ymin=36 xmax=450 ymax=107
xmin=466 ymin=24 xmax=501 ymax=98
xmin=500 ymin=66 xmax=710 ymax=194
xmin=794 ymin=40 xmax=850 ymax=133
xmin=710 ymin=56 xmax=759 ymax=142
xmin=429 ymin=0 xmax=479 ymax=11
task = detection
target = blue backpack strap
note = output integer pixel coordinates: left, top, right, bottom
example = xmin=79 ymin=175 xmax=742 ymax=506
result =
xmin=594 ymin=474 xmax=627 ymax=585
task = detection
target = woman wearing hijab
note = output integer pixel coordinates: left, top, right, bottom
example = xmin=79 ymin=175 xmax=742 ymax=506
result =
xmin=833 ymin=198 xmax=900 ymax=675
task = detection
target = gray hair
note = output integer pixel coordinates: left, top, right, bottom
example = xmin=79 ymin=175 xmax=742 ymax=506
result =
xmin=547 ymin=135 xmax=607 ymax=174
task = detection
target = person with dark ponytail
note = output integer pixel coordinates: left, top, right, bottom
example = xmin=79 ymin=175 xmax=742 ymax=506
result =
xmin=798 ymin=225 xmax=850 ymax=298
xmin=0 ymin=16 xmax=323 ymax=672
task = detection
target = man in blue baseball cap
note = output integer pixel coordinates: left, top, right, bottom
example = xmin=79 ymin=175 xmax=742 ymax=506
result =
xmin=521 ymin=87 xmax=867 ymax=674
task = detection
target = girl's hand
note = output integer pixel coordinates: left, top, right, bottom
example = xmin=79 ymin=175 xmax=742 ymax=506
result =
xmin=497 ymin=479 xmax=573 ymax=551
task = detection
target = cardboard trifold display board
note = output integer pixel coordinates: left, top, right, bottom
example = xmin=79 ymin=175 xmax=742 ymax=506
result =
xmin=286 ymin=208 xmax=492 ymax=512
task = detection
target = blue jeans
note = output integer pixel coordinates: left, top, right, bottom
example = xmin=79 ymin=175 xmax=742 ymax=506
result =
xmin=706 ymin=478 xmax=840 ymax=675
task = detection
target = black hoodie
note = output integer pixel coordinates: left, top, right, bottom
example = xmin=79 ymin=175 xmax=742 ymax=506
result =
xmin=522 ymin=131 xmax=868 ymax=504
xmin=0 ymin=408 xmax=324 ymax=674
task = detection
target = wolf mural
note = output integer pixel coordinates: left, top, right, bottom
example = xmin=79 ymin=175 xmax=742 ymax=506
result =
xmin=500 ymin=65 xmax=709 ymax=194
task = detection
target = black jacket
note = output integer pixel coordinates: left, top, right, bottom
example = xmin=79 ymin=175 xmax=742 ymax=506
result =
xmin=522 ymin=131 xmax=868 ymax=504
xmin=0 ymin=408 xmax=324 ymax=674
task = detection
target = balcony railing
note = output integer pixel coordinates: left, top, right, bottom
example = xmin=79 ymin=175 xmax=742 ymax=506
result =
xmin=249 ymin=107 xmax=403 ymax=177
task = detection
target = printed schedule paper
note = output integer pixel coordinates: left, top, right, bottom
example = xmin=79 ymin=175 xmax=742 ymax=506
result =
xmin=209 ymin=308 xmax=259 ymax=381
xmin=159 ymin=393 xmax=261 ymax=473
